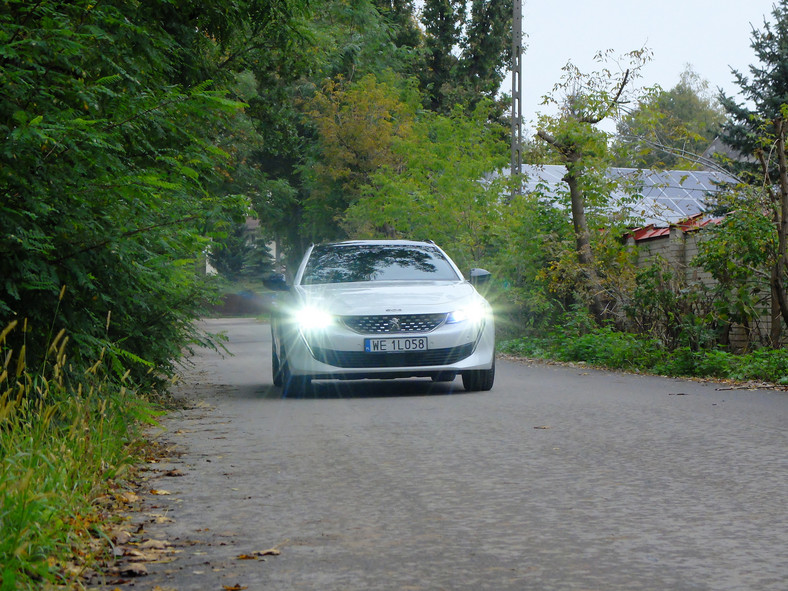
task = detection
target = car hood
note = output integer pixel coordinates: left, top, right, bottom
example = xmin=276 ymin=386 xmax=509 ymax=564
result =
xmin=294 ymin=281 xmax=482 ymax=315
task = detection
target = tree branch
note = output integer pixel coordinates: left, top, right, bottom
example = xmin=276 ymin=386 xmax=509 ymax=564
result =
xmin=52 ymin=215 xmax=199 ymax=265
xmin=580 ymin=68 xmax=631 ymax=125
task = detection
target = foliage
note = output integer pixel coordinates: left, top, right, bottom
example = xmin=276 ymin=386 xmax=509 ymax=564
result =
xmin=0 ymin=322 xmax=157 ymax=588
xmin=719 ymin=0 xmax=788 ymax=168
xmin=418 ymin=0 xmax=512 ymax=115
xmin=244 ymin=0 xmax=423 ymax=263
xmin=490 ymin=191 xmax=574 ymax=335
xmin=237 ymin=0 xmax=515 ymax=258
xmin=341 ymin=99 xmax=509 ymax=268
xmin=301 ymin=74 xmax=420 ymax=241
xmin=694 ymin=204 xmax=775 ymax=348
xmin=499 ymin=327 xmax=664 ymax=372
xmin=535 ymin=49 xmax=653 ymax=325
xmin=624 ymin=258 xmax=721 ymax=350
xmin=209 ymin=222 xmax=274 ymax=280
xmin=0 ymin=0 xmax=305 ymax=385
xmin=717 ymin=0 xmax=788 ymax=345
xmin=615 ymin=66 xmax=726 ymax=168
xmin=499 ymin=328 xmax=788 ymax=383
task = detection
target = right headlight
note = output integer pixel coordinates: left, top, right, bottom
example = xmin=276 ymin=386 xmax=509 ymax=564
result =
xmin=294 ymin=306 xmax=334 ymax=331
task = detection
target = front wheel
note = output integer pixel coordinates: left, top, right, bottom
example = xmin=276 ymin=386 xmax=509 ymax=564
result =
xmin=272 ymin=347 xmax=283 ymax=387
xmin=281 ymin=360 xmax=312 ymax=398
xmin=461 ymin=358 xmax=495 ymax=392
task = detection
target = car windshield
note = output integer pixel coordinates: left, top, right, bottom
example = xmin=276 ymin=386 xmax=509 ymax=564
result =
xmin=300 ymin=244 xmax=460 ymax=285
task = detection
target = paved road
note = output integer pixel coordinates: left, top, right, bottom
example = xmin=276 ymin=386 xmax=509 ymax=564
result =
xmin=116 ymin=318 xmax=788 ymax=591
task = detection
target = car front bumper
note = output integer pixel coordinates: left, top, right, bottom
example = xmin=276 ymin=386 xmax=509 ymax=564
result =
xmin=281 ymin=318 xmax=495 ymax=380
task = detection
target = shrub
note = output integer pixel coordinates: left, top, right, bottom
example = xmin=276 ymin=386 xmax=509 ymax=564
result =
xmin=0 ymin=322 xmax=156 ymax=589
xmin=500 ymin=325 xmax=788 ymax=384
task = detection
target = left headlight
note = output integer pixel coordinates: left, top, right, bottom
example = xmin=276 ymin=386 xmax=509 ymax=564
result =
xmin=446 ymin=301 xmax=489 ymax=325
xmin=295 ymin=306 xmax=334 ymax=331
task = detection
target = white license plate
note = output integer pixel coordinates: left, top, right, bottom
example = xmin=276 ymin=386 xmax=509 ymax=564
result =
xmin=365 ymin=337 xmax=429 ymax=353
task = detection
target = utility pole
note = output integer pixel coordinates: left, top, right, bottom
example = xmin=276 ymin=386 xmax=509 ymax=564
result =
xmin=511 ymin=0 xmax=523 ymax=199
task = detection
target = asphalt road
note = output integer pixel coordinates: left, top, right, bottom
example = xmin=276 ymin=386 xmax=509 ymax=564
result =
xmin=112 ymin=317 xmax=788 ymax=591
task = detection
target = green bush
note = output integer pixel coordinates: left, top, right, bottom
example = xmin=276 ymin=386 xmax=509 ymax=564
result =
xmin=500 ymin=325 xmax=788 ymax=384
xmin=730 ymin=348 xmax=788 ymax=383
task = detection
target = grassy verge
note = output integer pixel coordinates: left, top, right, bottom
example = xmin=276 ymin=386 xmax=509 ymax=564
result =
xmin=499 ymin=326 xmax=788 ymax=385
xmin=0 ymin=322 xmax=160 ymax=589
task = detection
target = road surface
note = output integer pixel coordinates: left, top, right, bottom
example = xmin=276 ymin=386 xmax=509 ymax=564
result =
xmin=110 ymin=317 xmax=788 ymax=590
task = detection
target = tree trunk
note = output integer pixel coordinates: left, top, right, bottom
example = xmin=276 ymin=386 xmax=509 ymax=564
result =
xmin=564 ymin=167 xmax=608 ymax=324
xmin=772 ymin=120 xmax=788 ymax=344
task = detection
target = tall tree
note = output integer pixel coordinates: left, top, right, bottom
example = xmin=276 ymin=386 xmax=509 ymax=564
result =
xmin=615 ymin=66 xmax=725 ymax=168
xmin=242 ymin=0 xmax=419 ymax=261
xmin=536 ymin=50 xmax=651 ymax=325
xmin=0 ymin=0 xmax=305 ymax=382
xmin=719 ymin=0 xmax=788 ymax=346
xmin=342 ymin=100 xmax=509 ymax=267
xmin=301 ymin=74 xmax=418 ymax=241
xmin=419 ymin=0 xmax=512 ymax=114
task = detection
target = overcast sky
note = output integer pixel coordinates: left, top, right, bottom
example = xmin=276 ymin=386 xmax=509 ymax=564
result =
xmin=514 ymin=0 xmax=779 ymax=132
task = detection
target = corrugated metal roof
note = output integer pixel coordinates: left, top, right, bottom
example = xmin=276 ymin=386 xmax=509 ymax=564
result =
xmin=519 ymin=165 xmax=738 ymax=226
xmin=626 ymin=213 xmax=724 ymax=243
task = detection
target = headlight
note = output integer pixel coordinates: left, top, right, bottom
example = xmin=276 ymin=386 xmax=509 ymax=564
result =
xmin=446 ymin=302 xmax=489 ymax=325
xmin=295 ymin=306 xmax=334 ymax=331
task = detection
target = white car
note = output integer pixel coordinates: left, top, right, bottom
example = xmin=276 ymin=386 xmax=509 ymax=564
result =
xmin=265 ymin=240 xmax=495 ymax=396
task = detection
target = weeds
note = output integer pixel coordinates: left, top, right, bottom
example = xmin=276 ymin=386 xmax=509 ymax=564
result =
xmin=500 ymin=327 xmax=788 ymax=384
xmin=0 ymin=321 xmax=157 ymax=589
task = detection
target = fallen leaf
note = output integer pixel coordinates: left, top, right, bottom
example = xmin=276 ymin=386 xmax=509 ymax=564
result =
xmin=120 ymin=563 xmax=148 ymax=577
xmin=254 ymin=548 xmax=281 ymax=557
xmin=148 ymin=513 xmax=174 ymax=524
xmin=140 ymin=539 xmax=170 ymax=550
xmin=150 ymin=489 xmax=172 ymax=495
xmin=63 ymin=561 xmax=83 ymax=576
xmin=118 ymin=492 xmax=140 ymax=504
xmin=223 ymin=585 xmax=248 ymax=591
xmin=111 ymin=530 xmax=133 ymax=545
xmin=236 ymin=554 xmax=258 ymax=560
xmin=124 ymin=549 xmax=158 ymax=562
xmin=534 ymin=425 xmax=551 ymax=430
xmin=165 ymin=469 xmax=185 ymax=477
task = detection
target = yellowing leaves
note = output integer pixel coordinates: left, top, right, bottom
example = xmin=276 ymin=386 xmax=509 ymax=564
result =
xmin=235 ymin=547 xmax=283 ymax=560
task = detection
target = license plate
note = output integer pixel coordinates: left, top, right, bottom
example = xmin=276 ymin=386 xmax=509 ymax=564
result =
xmin=364 ymin=337 xmax=429 ymax=353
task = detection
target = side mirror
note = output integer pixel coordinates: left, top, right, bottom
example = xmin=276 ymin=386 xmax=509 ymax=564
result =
xmin=469 ymin=268 xmax=492 ymax=287
xmin=263 ymin=272 xmax=290 ymax=292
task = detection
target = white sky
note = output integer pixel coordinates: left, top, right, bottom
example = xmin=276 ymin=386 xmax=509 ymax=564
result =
xmin=514 ymin=0 xmax=779 ymax=133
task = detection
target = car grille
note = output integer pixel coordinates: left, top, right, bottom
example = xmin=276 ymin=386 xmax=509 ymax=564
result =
xmin=341 ymin=313 xmax=447 ymax=334
xmin=311 ymin=343 xmax=475 ymax=368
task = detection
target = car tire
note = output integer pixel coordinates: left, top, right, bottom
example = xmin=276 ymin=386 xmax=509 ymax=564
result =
xmin=272 ymin=347 xmax=283 ymax=387
xmin=281 ymin=360 xmax=311 ymax=398
xmin=461 ymin=358 xmax=495 ymax=392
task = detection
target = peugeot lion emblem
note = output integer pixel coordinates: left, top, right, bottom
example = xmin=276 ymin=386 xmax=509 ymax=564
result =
xmin=389 ymin=317 xmax=401 ymax=332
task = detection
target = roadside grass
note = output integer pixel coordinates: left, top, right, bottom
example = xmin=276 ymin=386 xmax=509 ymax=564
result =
xmin=499 ymin=327 xmax=788 ymax=385
xmin=0 ymin=321 xmax=159 ymax=589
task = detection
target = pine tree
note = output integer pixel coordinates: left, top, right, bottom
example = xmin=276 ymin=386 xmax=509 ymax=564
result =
xmin=718 ymin=0 xmax=788 ymax=345
xmin=418 ymin=0 xmax=511 ymax=114
xmin=719 ymin=0 xmax=788 ymax=162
